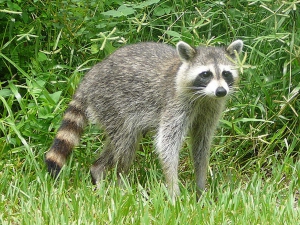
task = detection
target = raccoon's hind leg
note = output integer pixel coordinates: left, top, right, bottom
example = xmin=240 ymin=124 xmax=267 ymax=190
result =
xmin=90 ymin=141 xmax=115 ymax=184
xmin=45 ymin=99 xmax=87 ymax=177
xmin=90 ymin=127 xmax=141 ymax=187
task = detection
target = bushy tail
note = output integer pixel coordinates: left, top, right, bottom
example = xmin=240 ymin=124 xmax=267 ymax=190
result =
xmin=45 ymin=99 xmax=87 ymax=177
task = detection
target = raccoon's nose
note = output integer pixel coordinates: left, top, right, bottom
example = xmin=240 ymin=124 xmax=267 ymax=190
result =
xmin=215 ymin=87 xmax=227 ymax=97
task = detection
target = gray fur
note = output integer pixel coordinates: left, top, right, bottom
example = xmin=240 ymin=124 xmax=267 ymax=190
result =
xmin=177 ymin=41 xmax=196 ymax=62
xmin=45 ymin=40 xmax=243 ymax=200
xmin=226 ymin=40 xmax=243 ymax=57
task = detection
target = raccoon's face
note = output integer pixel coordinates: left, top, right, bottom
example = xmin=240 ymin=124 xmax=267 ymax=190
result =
xmin=186 ymin=64 xmax=238 ymax=98
xmin=176 ymin=40 xmax=243 ymax=100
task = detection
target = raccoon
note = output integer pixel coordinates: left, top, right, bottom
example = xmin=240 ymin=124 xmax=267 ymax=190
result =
xmin=45 ymin=40 xmax=243 ymax=198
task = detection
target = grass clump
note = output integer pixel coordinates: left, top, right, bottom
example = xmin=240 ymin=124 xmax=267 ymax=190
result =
xmin=0 ymin=0 xmax=299 ymax=224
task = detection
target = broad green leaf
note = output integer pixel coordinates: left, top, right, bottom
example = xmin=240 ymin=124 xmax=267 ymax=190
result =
xmin=49 ymin=91 xmax=62 ymax=104
xmin=134 ymin=0 xmax=160 ymax=9
xmin=118 ymin=5 xmax=135 ymax=16
xmin=0 ymin=89 xmax=12 ymax=97
xmin=37 ymin=52 xmax=48 ymax=62
xmin=91 ymin=43 xmax=99 ymax=54
xmin=102 ymin=5 xmax=135 ymax=17
xmin=102 ymin=9 xmax=123 ymax=17
xmin=165 ymin=30 xmax=181 ymax=38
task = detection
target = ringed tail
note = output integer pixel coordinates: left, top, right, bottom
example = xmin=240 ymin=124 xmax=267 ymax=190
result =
xmin=45 ymin=99 xmax=86 ymax=177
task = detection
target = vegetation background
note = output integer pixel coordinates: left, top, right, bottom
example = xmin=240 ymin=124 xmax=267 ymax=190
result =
xmin=0 ymin=0 xmax=299 ymax=224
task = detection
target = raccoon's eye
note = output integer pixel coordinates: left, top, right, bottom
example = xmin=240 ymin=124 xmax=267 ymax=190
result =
xmin=222 ymin=71 xmax=234 ymax=86
xmin=199 ymin=71 xmax=213 ymax=79
xmin=193 ymin=71 xmax=213 ymax=87
xmin=222 ymin=71 xmax=232 ymax=78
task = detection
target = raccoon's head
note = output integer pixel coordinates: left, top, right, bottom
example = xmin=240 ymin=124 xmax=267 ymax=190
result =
xmin=175 ymin=40 xmax=243 ymax=100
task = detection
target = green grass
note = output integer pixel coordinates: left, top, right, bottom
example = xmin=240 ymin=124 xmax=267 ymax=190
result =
xmin=0 ymin=0 xmax=299 ymax=224
xmin=1 ymin=148 xmax=299 ymax=224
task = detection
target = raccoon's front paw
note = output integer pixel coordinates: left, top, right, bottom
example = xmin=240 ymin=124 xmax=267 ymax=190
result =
xmin=166 ymin=184 xmax=180 ymax=204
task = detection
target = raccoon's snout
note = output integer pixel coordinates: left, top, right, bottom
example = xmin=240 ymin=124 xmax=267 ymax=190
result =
xmin=215 ymin=87 xmax=227 ymax=97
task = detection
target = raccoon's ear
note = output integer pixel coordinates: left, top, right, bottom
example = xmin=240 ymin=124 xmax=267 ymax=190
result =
xmin=226 ymin=40 xmax=243 ymax=57
xmin=176 ymin=41 xmax=196 ymax=62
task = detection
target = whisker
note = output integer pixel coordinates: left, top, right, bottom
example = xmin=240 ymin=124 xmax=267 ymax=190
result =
xmin=188 ymin=92 xmax=199 ymax=103
xmin=230 ymin=86 xmax=239 ymax=92
xmin=189 ymin=91 xmax=206 ymax=104
xmin=182 ymin=86 xmax=205 ymax=91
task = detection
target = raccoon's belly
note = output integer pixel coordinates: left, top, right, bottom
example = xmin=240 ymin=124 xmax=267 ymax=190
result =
xmin=85 ymin=103 xmax=161 ymax=133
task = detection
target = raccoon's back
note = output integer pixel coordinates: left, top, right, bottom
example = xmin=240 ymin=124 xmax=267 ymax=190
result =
xmin=76 ymin=43 xmax=182 ymax=124
xmin=70 ymin=43 xmax=181 ymax=132
xmin=82 ymin=42 xmax=181 ymax=94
